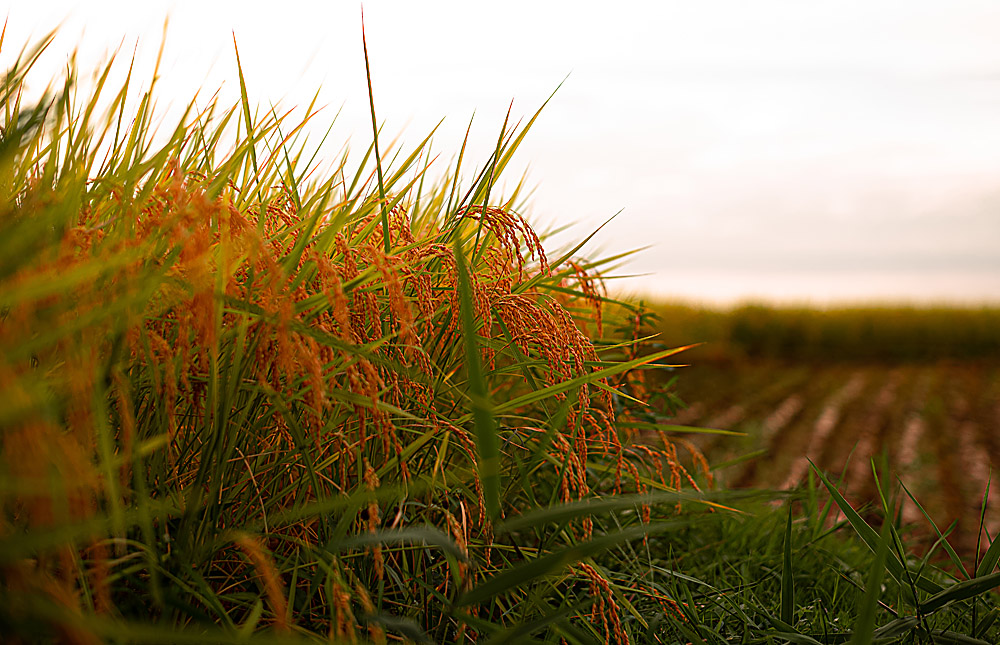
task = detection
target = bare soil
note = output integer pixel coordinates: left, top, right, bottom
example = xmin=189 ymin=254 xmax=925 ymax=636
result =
xmin=664 ymin=360 xmax=1000 ymax=554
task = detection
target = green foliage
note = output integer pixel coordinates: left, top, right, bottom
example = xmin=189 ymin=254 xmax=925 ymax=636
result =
xmin=653 ymin=302 xmax=1000 ymax=362
xmin=640 ymin=467 xmax=1000 ymax=644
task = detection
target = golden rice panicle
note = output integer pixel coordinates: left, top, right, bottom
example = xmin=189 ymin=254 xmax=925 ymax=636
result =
xmin=576 ymin=563 xmax=628 ymax=645
xmin=544 ymin=431 xmax=590 ymax=505
xmin=672 ymin=435 xmax=714 ymax=489
xmin=489 ymin=292 xmax=625 ymax=504
xmin=354 ymin=199 xmax=417 ymax=249
xmin=364 ymin=246 xmax=432 ymax=381
xmin=631 ymin=581 xmax=687 ymax=623
xmin=457 ymin=205 xmax=548 ymax=282
xmin=353 ymin=581 xmax=386 ymax=645
xmin=363 ymin=463 xmax=384 ymax=580
xmin=234 ymin=533 xmax=290 ymax=632
xmin=561 ymin=259 xmax=606 ymax=339
xmin=492 ymin=295 xmax=584 ymax=397
xmin=443 ymin=507 xmax=470 ymax=585
xmin=331 ymin=581 xmax=358 ymax=643
xmin=439 ymin=420 xmax=486 ymax=526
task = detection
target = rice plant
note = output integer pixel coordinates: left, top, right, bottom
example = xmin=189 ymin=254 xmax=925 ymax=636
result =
xmin=0 ymin=29 xmax=716 ymax=644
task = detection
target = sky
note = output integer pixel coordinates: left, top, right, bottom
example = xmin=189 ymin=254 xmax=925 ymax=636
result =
xmin=5 ymin=1 xmax=1000 ymax=305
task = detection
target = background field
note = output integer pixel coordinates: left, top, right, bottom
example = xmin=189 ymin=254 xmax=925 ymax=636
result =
xmin=652 ymin=302 xmax=1000 ymax=553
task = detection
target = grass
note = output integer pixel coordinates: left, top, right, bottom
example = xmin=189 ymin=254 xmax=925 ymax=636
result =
xmin=1 ymin=27 xmax=999 ymax=644
xmin=610 ymin=460 xmax=1000 ymax=643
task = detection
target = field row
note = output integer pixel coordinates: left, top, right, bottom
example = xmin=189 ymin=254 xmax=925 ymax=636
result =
xmin=663 ymin=360 xmax=1000 ymax=553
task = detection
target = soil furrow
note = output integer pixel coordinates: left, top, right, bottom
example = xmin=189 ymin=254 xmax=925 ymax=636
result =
xmin=779 ymin=371 xmax=867 ymax=490
xmin=835 ymin=368 xmax=905 ymax=500
xmin=734 ymin=367 xmax=849 ymax=488
xmin=894 ymin=369 xmax=942 ymax=528
xmin=656 ymin=360 xmax=1000 ymax=552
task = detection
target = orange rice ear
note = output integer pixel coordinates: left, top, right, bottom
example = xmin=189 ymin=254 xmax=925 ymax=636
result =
xmin=233 ymin=532 xmax=290 ymax=632
xmin=455 ymin=205 xmax=549 ymax=282
xmin=561 ymin=258 xmax=607 ymax=339
xmin=575 ymin=563 xmax=628 ymax=645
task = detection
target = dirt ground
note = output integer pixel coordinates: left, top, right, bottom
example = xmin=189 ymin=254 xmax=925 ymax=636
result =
xmin=663 ymin=360 xmax=1000 ymax=554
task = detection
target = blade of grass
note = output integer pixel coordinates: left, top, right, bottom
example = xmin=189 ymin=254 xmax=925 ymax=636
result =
xmin=231 ymin=35 xmax=258 ymax=199
xmin=498 ymin=491 xmax=734 ymax=534
xmin=324 ymin=526 xmax=468 ymax=562
xmin=453 ymin=237 xmax=500 ymax=519
xmin=360 ymin=12 xmax=390 ymax=254
xmin=920 ymin=571 xmax=1000 ymax=615
xmin=781 ymin=504 xmax=795 ymax=626
xmin=457 ymin=521 xmax=685 ymax=607
xmin=452 ymin=344 xmax=697 ymax=425
xmin=848 ymin=511 xmax=893 ymax=645
xmin=900 ymin=479 xmax=969 ymax=579
xmin=809 ymin=460 xmax=942 ymax=594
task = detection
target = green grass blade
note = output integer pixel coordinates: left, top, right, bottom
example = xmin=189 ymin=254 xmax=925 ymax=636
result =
xmin=872 ymin=616 xmax=919 ymax=641
xmin=920 ymin=571 xmax=1000 ymax=615
xmin=976 ymin=477 xmax=1000 ymax=577
xmin=457 ymin=521 xmax=684 ymax=607
xmin=499 ymin=491 xmax=732 ymax=534
xmin=809 ymin=460 xmax=942 ymax=594
xmin=977 ymin=533 xmax=1000 ymax=577
xmin=468 ymin=344 xmax=696 ymax=422
xmin=361 ymin=14 xmax=390 ymax=254
xmin=919 ymin=629 xmax=993 ymax=645
xmin=231 ymin=36 xmax=258 ymax=193
xmin=900 ymin=479 xmax=969 ymax=578
xmin=781 ymin=505 xmax=795 ymax=626
xmin=478 ymin=598 xmax=591 ymax=645
xmin=763 ymin=630 xmax=822 ymax=645
xmin=325 ymin=526 xmax=468 ymax=562
xmin=848 ymin=512 xmax=892 ymax=645
xmin=453 ymin=237 xmax=500 ymax=519
xmin=617 ymin=421 xmax=744 ymax=437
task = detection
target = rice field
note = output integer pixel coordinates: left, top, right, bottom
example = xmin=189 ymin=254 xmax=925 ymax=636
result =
xmin=4 ymin=27 xmax=1000 ymax=644
xmin=657 ymin=315 xmax=1000 ymax=554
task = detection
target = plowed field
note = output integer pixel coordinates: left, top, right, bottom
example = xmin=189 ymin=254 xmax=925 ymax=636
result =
xmin=666 ymin=360 xmax=1000 ymax=553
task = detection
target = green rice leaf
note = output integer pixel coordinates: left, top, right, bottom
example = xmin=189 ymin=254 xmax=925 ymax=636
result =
xmin=453 ymin=237 xmax=501 ymax=519
xmin=457 ymin=521 xmax=685 ymax=607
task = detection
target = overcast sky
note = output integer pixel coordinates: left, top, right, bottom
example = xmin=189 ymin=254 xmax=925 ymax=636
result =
xmin=5 ymin=1 xmax=1000 ymax=304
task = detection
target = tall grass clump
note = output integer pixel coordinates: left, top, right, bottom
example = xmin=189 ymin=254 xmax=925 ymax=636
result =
xmin=639 ymin=463 xmax=1000 ymax=643
xmin=0 ymin=30 xmax=716 ymax=643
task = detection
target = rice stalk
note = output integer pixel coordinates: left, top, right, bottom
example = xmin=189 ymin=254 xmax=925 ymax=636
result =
xmin=0 ymin=29 xmax=708 ymax=643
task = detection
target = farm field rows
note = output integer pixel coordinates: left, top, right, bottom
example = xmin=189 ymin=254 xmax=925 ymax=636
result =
xmin=665 ymin=359 xmax=1000 ymax=553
